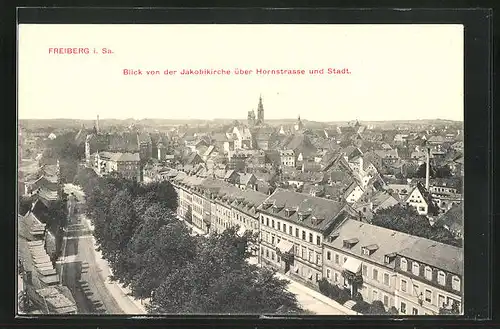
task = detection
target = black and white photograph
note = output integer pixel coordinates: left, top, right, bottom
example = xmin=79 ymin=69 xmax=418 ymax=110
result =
xmin=17 ymin=23 xmax=464 ymax=316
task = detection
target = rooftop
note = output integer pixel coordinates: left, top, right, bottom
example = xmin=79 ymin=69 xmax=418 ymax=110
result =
xmin=258 ymin=188 xmax=349 ymax=233
xmin=325 ymin=219 xmax=463 ymax=275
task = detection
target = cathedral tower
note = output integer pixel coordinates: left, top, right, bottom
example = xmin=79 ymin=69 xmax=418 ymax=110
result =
xmin=257 ymin=94 xmax=264 ymax=125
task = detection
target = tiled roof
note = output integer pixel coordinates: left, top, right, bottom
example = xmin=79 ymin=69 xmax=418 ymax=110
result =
xmin=374 ymin=149 xmax=399 ymax=159
xmin=258 ymin=188 xmax=348 ymax=233
xmin=238 ymin=173 xmax=255 ymax=186
xmin=436 ymin=203 xmax=463 ymax=232
xmin=325 ymin=219 xmax=463 ymax=275
xmin=399 ymin=239 xmax=463 ymax=276
xmin=107 ymin=132 xmax=140 ymax=152
xmin=231 ymin=189 xmax=268 ymax=218
xmin=100 ymin=151 xmax=140 ymax=162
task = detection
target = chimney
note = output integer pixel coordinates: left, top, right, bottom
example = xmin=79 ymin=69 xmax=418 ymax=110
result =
xmin=425 ymin=146 xmax=430 ymax=189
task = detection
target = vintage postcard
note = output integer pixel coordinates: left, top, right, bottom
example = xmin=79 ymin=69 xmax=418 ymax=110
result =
xmin=17 ymin=23 xmax=464 ymax=316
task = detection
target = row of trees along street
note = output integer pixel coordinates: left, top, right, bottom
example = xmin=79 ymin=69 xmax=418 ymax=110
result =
xmin=74 ymin=168 xmax=304 ymax=314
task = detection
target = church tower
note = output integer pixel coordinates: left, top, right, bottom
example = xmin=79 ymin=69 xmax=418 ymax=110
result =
xmin=257 ymin=94 xmax=264 ymax=125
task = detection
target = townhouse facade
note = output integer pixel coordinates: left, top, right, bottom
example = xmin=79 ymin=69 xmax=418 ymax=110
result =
xmin=323 ymin=219 xmax=463 ymax=315
xmin=257 ymin=189 xmax=358 ymax=289
xmin=168 ymin=169 xmax=463 ymax=315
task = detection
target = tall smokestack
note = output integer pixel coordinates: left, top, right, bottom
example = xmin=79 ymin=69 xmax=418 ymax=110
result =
xmin=425 ymin=146 xmax=430 ymax=189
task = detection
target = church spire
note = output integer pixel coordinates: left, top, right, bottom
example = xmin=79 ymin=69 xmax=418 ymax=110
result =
xmin=257 ymin=94 xmax=264 ymax=124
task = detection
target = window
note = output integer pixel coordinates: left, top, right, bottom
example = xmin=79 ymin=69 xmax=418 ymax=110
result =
xmin=302 ymin=231 xmax=306 ymax=240
xmin=412 ymin=262 xmax=420 ymax=276
xmin=438 ymin=271 xmax=446 ymax=285
xmin=295 ymin=228 xmax=299 ymax=237
xmin=335 ymin=254 xmax=339 ymax=264
xmin=283 ymin=223 xmax=286 ymax=232
xmin=362 ymin=264 xmax=367 ymax=276
xmin=308 ymin=250 xmax=313 ymax=262
xmin=425 ymin=289 xmax=432 ymax=303
xmin=344 ymin=256 xmax=347 ymax=263
xmin=316 ymin=253 xmax=321 ymax=265
xmin=309 ymin=233 xmax=313 ymax=243
xmin=266 ymin=249 xmax=269 ymax=257
xmin=266 ymin=218 xmax=269 ymax=226
xmin=301 ymin=247 xmax=306 ymax=259
xmin=400 ymin=258 xmax=408 ymax=271
xmin=271 ymin=252 xmax=275 ymax=261
xmin=372 ymin=268 xmax=379 ymax=281
xmin=383 ymin=295 xmax=389 ymax=306
xmin=272 ymin=220 xmax=275 ymax=229
xmin=326 ymin=268 xmax=331 ymax=279
xmin=452 ymin=276 xmax=461 ymax=291
xmin=316 ymin=236 xmax=321 ymax=245
xmin=327 ymin=251 xmax=331 ymax=260
xmin=401 ymin=279 xmax=407 ymax=292
xmin=438 ymin=294 xmax=445 ymax=307
xmin=400 ymin=302 xmax=406 ymax=314
xmin=372 ymin=290 xmax=378 ymax=301
xmin=383 ymin=273 xmax=390 ymax=286
xmin=334 ymin=272 xmax=339 ymax=282
xmin=277 ymin=222 xmax=281 ymax=230
xmin=412 ymin=308 xmax=418 ymax=315
xmin=413 ymin=284 xmax=419 ymax=296
xmin=271 ymin=236 xmax=275 ymax=245
xmin=425 ymin=266 xmax=432 ymax=280
xmin=289 ymin=226 xmax=293 ymax=235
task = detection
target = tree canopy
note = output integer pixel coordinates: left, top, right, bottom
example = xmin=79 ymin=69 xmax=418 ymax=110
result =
xmin=79 ymin=174 xmax=302 ymax=314
xmin=372 ymin=204 xmax=462 ymax=248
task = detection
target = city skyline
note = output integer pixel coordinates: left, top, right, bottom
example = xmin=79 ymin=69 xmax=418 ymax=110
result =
xmin=18 ymin=24 xmax=463 ymax=122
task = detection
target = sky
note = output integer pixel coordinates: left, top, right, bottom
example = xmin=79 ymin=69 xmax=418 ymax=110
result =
xmin=18 ymin=24 xmax=464 ymax=122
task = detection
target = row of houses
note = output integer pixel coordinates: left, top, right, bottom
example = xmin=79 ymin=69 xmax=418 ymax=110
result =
xmin=169 ymin=172 xmax=463 ymax=316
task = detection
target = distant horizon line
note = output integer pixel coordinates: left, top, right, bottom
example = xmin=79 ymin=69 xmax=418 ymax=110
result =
xmin=18 ymin=118 xmax=464 ymax=123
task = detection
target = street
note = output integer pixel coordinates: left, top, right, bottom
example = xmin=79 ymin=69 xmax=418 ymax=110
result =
xmin=64 ymin=183 xmax=350 ymax=315
xmin=61 ymin=184 xmax=145 ymax=314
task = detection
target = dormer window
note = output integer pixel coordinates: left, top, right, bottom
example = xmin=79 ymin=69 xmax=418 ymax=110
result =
xmin=284 ymin=208 xmax=296 ymax=217
xmin=437 ymin=271 xmax=446 ymax=285
xmin=297 ymin=209 xmax=312 ymax=221
xmin=452 ymin=276 xmax=461 ymax=292
xmin=412 ymin=262 xmax=420 ymax=276
xmin=343 ymin=238 xmax=359 ymax=249
xmin=384 ymin=253 xmax=396 ymax=264
xmin=400 ymin=258 xmax=408 ymax=271
xmin=361 ymin=244 xmax=379 ymax=256
xmin=311 ymin=215 xmax=325 ymax=225
xmin=328 ymin=233 xmax=339 ymax=243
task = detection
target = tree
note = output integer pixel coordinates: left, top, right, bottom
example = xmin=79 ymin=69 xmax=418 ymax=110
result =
xmin=147 ymin=227 xmax=301 ymax=314
xmin=100 ymin=190 xmax=140 ymax=264
xmin=123 ymin=205 xmax=197 ymax=299
xmin=415 ymin=163 xmax=435 ymax=178
xmin=435 ymin=165 xmax=452 ymax=178
xmin=138 ymin=180 xmax=179 ymax=211
xmin=372 ymin=204 xmax=461 ymax=247
xmin=368 ymin=300 xmax=386 ymax=315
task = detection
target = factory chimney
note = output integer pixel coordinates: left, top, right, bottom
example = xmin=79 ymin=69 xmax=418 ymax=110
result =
xmin=425 ymin=145 xmax=430 ymax=190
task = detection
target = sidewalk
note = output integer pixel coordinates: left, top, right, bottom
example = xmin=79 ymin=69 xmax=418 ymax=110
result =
xmin=177 ymin=216 xmax=206 ymax=236
xmin=90 ymin=236 xmax=147 ymax=314
xmin=247 ymin=257 xmax=357 ymax=315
